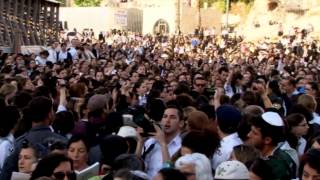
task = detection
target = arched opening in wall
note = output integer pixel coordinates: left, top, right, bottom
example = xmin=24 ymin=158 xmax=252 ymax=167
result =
xmin=153 ymin=19 xmax=169 ymax=34
xmin=268 ymin=0 xmax=279 ymax=11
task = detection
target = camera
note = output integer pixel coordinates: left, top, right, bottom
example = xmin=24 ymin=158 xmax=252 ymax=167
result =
xmin=127 ymin=107 xmax=160 ymax=137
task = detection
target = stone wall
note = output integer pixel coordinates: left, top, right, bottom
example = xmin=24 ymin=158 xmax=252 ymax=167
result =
xmin=240 ymin=0 xmax=320 ymax=41
xmin=180 ymin=7 xmax=222 ymax=34
xmin=59 ymin=7 xmax=118 ymax=35
xmin=59 ymin=5 xmax=222 ymax=35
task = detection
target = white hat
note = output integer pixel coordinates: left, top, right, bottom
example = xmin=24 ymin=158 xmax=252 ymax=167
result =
xmin=214 ymin=161 xmax=249 ymax=180
xmin=117 ymin=126 xmax=137 ymax=138
xmin=161 ymin=53 xmax=169 ymax=59
xmin=261 ymin=111 xmax=284 ymax=126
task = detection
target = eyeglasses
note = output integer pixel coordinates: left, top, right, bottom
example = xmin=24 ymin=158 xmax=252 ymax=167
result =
xmin=53 ymin=171 xmax=76 ymax=180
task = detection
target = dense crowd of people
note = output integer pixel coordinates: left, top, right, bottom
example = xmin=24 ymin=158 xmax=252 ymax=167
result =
xmin=0 ymin=26 xmax=320 ymax=180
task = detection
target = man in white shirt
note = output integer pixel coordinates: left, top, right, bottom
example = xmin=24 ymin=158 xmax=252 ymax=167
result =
xmin=35 ymin=50 xmax=49 ymax=66
xmin=57 ymin=43 xmax=72 ymax=63
xmin=68 ymin=46 xmax=77 ymax=60
xmin=136 ymin=105 xmax=184 ymax=178
xmin=212 ymin=105 xmax=243 ymax=170
xmin=68 ymin=39 xmax=79 ymax=60
xmin=47 ymin=42 xmax=59 ymax=63
xmin=83 ymin=43 xmax=96 ymax=61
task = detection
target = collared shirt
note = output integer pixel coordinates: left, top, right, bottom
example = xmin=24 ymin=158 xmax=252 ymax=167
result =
xmin=297 ymin=137 xmax=307 ymax=156
xmin=212 ymin=133 xmax=243 ymax=170
xmin=279 ymin=141 xmax=299 ymax=174
xmin=265 ymin=142 xmax=299 ymax=179
xmin=35 ymin=56 xmax=47 ymax=66
xmin=310 ymin=112 xmax=320 ymax=125
xmin=138 ymin=95 xmax=147 ymax=107
xmin=56 ymin=104 xmax=67 ymax=113
xmin=280 ymin=141 xmax=299 ymax=160
xmin=224 ymin=84 xmax=243 ymax=98
xmin=290 ymin=90 xmax=300 ymax=97
xmin=68 ymin=47 xmax=78 ymax=60
xmin=143 ymin=134 xmax=181 ymax=178
xmin=57 ymin=51 xmax=69 ymax=62
xmin=0 ymin=133 xmax=14 ymax=169
xmin=47 ymin=48 xmax=57 ymax=63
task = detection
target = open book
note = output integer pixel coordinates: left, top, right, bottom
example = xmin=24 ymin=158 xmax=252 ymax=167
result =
xmin=75 ymin=162 xmax=100 ymax=180
xmin=10 ymin=172 xmax=30 ymax=180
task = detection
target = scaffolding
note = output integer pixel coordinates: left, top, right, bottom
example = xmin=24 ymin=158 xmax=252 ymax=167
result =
xmin=0 ymin=0 xmax=60 ymax=47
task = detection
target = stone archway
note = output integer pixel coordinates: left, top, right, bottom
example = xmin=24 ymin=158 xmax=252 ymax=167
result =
xmin=153 ymin=19 xmax=169 ymax=34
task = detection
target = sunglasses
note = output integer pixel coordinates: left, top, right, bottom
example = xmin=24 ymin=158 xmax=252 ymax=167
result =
xmin=53 ymin=171 xmax=76 ymax=180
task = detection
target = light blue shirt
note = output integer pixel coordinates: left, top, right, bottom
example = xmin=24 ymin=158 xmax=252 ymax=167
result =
xmin=0 ymin=133 xmax=15 ymax=170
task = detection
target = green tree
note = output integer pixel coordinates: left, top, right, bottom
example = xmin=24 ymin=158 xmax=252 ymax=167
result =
xmin=200 ymin=0 xmax=216 ymax=7
xmin=232 ymin=0 xmax=254 ymax=4
xmin=201 ymin=0 xmax=254 ymax=12
xmin=200 ymin=0 xmax=254 ymax=7
xmin=74 ymin=0 xmax=102 ymax=7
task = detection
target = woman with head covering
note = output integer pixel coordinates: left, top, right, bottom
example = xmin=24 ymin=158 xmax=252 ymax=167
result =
xmin=175 ymin=153 xmax=213 ymax=180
